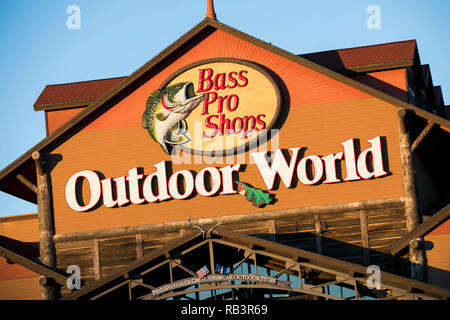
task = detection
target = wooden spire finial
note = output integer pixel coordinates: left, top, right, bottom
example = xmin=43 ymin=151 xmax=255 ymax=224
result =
xmin=206 ymin=0 xmax=217 ymax=20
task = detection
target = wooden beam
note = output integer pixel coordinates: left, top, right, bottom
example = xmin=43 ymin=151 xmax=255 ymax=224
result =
xmin=409 ymin=239 xmax=433 ymax=251
xmin=397 ymin=109 xmax=427 ymax=281
xmin=136 ymin=234 xmax=143 ymax=259
xmin=273 ymin=264 xmax=295 ymax=278
xmin=93 ymin=239 xmax=101 ymax=280
xmin=63 ymin=226 xmax=450 ymax=300
xmin=53 ymin=198 xmax=404 ymax=243
xmin=32 ymin=151 xmax=59 ymax=299
xmin=171 ymin=259 xmax=197 ymax=277
xmin=0 ymin=246 xmax=68 ymax=286
xmin=231 ymin=252 xmax=253 ymax=273
xmin=359 ymin=210 xmax=370 ymax=266
xmin=314 ymin=215 xmax=323 ymax=255
xmin=390 ymin=204 xmax=450 ymax=255
xmin=267 ymin=219 xmax=276 ymax=242
xmin=411 ymin=122 xmax=436 ymax=152
xmin=16 ymin=174 xmax=37 ymax=194
xmin=209 ymin=240 xmax=215 ymax=275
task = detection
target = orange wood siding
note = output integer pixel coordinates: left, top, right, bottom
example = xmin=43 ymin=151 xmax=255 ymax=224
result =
xmin=42 ymin=28 xmax=406 ymax=235
xmin=0 ymin=276 xmax=41 ymax=300
xmin=426 ymin=220 xmax=450 ymax=289
xmin=51 ymin=97 xmax=404 ymax=235
xmin=46 ymin=107 xmax=86 ymax=135
xmin=82 ymin=29 xmax=370 ymax=132
xmin=0 ymin=258 xmax=39 ymax=281
xmin=0 ymin=214 xmax=40 ymax=290
xmin=350 ymin=69 xmax=407 ymax=101
xmin=428 ymin=219 xmax=450 ymax=236
xmin=0 ymin=214 xmax=39 ymax=242
xmin=425 ymin=220 xmax=450 ymax=289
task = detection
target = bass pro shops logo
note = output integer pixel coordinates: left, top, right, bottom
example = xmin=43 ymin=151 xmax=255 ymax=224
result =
xmin=141 ymin=59 xmax=281 ymax=156
xmin=141 ymin=82 xmax=205 ymax=154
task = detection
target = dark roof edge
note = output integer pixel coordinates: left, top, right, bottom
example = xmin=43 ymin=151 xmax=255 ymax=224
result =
xmin=33 ymin=98 xmax=96 ymax=112
xmin=0 ymin=18 xmax=449 ymax=194
xmin=300 ymin=39 xmax=417 ymax=56
xmin=0 ymin=213 xmax=38 ymax=223
xmin=33 ymin=76 xmax=128 ymax=107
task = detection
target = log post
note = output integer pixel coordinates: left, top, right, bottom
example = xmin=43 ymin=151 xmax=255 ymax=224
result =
xmin=314 ymin=215 xmax=323 ymax=255
xmin=93 ymin=239 xmax=101 ymax=280
xmin=32 ymin=151 xmax=59 ymax=299
xmin=397 ymin=109 xmax=427 ymax=281
xmin=359 ymin=210 xmax=370 ymax=266
xmin=136 ymin=234 xmax=144 ymax=259
xmin=267 ymin=219 xmax=277 ymax=242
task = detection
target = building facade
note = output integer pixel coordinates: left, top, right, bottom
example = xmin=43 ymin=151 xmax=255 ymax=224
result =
xmin=1 ymin=3 xmax=449 ymax=300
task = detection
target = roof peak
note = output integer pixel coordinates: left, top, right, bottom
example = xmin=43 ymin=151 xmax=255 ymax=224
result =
xmin=206 ymin=0 xmax=217 ymax=20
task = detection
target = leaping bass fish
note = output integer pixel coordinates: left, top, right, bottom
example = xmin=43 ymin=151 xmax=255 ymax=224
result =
xmin=142 ymin=82 xmax=205 ymax=154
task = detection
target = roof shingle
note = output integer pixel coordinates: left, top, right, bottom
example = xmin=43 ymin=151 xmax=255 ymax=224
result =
xmin=300 ymin=39 xmax=416 ymax=72
xmin=34 ymin=76 xmax=127 ymax=108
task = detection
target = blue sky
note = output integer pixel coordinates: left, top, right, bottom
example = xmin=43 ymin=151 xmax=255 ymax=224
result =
xmin=0 ymin=0 xmax=449 ymax=217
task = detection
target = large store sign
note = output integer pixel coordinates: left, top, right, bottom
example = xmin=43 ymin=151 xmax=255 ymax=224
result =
xmin=65 ymin=137 xmax=388 ymax=212
xmin=141 ymin=59 xmax=281 ymax=156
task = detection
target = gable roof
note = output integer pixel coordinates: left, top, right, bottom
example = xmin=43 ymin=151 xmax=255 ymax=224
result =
xmin=1 ymin=17 xmax=450 ymax=204
xmin=32 ymin=40 xmax=418 ymax=110
xmin=34 ymin=76 xmax=127 ymax=111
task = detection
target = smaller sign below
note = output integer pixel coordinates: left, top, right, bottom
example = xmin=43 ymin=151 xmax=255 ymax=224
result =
xmin=142 ymin=273 xmax=289 ymax=298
